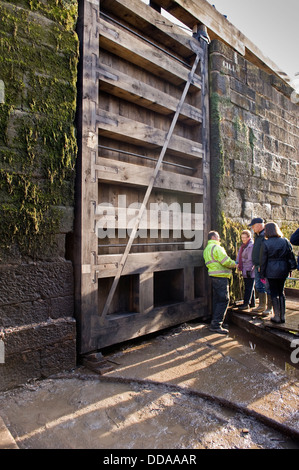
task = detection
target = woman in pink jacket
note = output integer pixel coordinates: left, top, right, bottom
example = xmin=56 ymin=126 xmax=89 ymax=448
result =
xmin=236 ymin=230 xmax=255 ymax=310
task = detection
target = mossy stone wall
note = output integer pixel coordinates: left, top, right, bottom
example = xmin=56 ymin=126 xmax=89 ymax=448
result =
xmin=0 ymin=0 xmax=78 ymax=260
xmin=209 ymin=40 xmax=299 ymax=300
xmin=0 ymin=0 xmax=79 ymax=391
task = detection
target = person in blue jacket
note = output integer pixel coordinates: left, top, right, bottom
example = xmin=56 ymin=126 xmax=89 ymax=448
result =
xmin=260 ymin=223 xmax=297 ymax=324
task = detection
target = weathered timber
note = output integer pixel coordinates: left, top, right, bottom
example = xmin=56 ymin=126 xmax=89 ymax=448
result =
xmin=76 ymin=0 xmax=210 ymax=353
xmin=97 ymin=110 xmax=204 ymax=159
xmin=94 ymin=299 xmax=209 ymax=349
xmin=100 ymin=41 xmax=202 ymax=318
xmin=99 ymin=17 xmax=201 ymax=88
xmin=97 ymin=63 xmax=202 ymax=122
xmin=94 ymin=157 xmax=204 ymax=194
xmin=95 ymin=206 xmax=203 ymax=231
xmin=100 ymin=0 xmax=199 ymax=59
xmin=97 ymin=250 xmax=204 ymax=278
xmin=75 ymin=0 xmax=101 ymax=353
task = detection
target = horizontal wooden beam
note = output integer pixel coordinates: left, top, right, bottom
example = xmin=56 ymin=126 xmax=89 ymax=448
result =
xmin=97 ymin=249 xmax=204 ymax=277
xmin=98 ymin=63 xmax=202 ymax=123
xmin=95 ymin=204 xmax=203 ymax=230
xmin=94 ymin=156 xmax=204 ymax=194
xmin=94 ymin=298 xmax=209 ymax=349
xmin=97 ymin=110 xmax=204 ymax=159
xmin=99 ymin=17 xmax=202 ymax=88
xmin=100 ymin=0 xmax=202 ymax=59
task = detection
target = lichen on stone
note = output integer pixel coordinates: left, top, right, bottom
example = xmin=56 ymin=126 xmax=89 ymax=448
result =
xmin=0 ymin=0 xmax=79 ymax=259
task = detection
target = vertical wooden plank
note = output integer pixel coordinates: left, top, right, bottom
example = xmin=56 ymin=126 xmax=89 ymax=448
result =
xmin=76 ymin=0 xmax=100 ymax=354
xmin=139 ymin=272 xmax=154 ymax=314
xmin=184 ymin=266 xmax=194 ymax=301
xmin=197 ymin=24 xmax=212 ymax=308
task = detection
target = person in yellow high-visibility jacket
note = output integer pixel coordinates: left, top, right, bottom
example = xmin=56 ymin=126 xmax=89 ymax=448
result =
xmin=203 ymin=231 xmax=237 ymax=334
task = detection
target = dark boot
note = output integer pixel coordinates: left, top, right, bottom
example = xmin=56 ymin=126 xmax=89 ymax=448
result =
xmin=238 ymin=303 xmax=249 ymax=310
xmin=271 ymin=297 xmax=281 ymax=323
xmin=279 ymin=295 xmax=286 ymax=323
xmin=262 ymin=294 xmax=273 ymax=317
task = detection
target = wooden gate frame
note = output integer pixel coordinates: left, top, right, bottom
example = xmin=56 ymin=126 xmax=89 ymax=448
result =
xmin=75 ymin=0 xmax=211 ymax=355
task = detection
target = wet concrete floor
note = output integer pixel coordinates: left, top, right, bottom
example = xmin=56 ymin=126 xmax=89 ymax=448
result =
xmin=0 ymin=322 xmax=298 ymax=450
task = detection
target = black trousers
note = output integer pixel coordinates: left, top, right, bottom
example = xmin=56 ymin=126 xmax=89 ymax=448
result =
xmin=243 ymin=277 xmax=255 ymax=306
xmin=267 ymin=278 xmax=286 ymax=298
xmin=210 ymin=277 xmax=230 ymax=328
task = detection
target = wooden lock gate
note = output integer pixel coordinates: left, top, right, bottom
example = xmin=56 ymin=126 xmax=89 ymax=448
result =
xmin=75 ymin=0 xmax=211 ymax=355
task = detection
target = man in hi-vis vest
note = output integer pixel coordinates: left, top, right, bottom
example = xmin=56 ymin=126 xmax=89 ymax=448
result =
xmin=203 ymin=231 xmax=237 ymax=334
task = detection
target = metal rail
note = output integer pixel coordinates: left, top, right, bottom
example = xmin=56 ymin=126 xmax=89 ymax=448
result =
xmin=98 ymin=145 xmax=195 ymax=171
xmin=98 ymin=241 xmax=189 ymax=247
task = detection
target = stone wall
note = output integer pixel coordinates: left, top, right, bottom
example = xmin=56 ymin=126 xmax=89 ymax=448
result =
xmin=0 ymin=0 xmax=78 ymax=391
xmin=209 ymin=40 xmax=299 ymax=232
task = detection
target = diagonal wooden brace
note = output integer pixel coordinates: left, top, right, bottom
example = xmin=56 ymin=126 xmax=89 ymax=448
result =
xmin=100 ymin=40 xmax=203 ymax=318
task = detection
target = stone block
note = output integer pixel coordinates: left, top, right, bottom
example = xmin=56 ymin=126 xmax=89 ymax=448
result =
xmin=221 ymin=119 xmax=236 ymax=139
xmin=49 ymin=295 xmax=74 ymax=320
xmin=221 ymin=189 xmax=242 ymax=218
xmin=0 ymin=260 xmax=74 ymax=306
xmin=243 ymin=201 xmax=254 ymax=220
xmin=230 ymin=90 xmax=255 ymax=112
xmin=266 ymin=193 xmax=283 ymax=206
xmin=246 ymin=64 xmax=264 ymax=94
xmin=0 ymin=350 xmax=41 ymax=391
xmin=285 ymin=204 xmax=299 ymax=223
xmin=210 ymin=52 xmax=246 ymax=82
xmin=271 ymin=74 xmax=293 ymax=99
xmin=3 ymin=318 xmax=76 ymax=356
xmin=57 ymin=206 xmax=74 ymax=233
xmin=264 ymin=135 xmax=279 ymax=153
xmin=234 ymin=160 xmax=252 ymax=175
xmin=41 ymin=339 xmax=76 ymax=377
xmin=242 ymin=111 xmax=260 ymax=129
xmin=210 ymin=71 xmax=230 ymax=97
xmin=53 ymin=234 xmax=68 ymax=259
xmin=0 ymin=318 xmax=76 ymax=391
xmin=278 ymin=141 xmax=297 ymax=159
xmin=247 ymin=203 xmax=272 ymax=221
xmin=0 ymin=299 xmax=49 ymax=328
xmin=230 ymin=77 xmax=255 ymax=100
xmin=272 ymin=205 xmax=286 ymax=221
xmin=209 ymin=39 xmax=235 ymax=59
xmin=268 ymin=180 xmax=289 ymax=196
xmin=286 ymin=182 xmax=299 ymax=197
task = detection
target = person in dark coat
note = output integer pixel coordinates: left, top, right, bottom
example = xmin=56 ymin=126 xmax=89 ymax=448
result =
xmin=260 ymin=222 xmax=297 ymax=323
xmin=290 ymin=228 xmax=299 ymax=246
xmin=249 ymin=217 xmax=270 ymax=314
xmin=290 ymin=229 xmax=299 ymax=270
